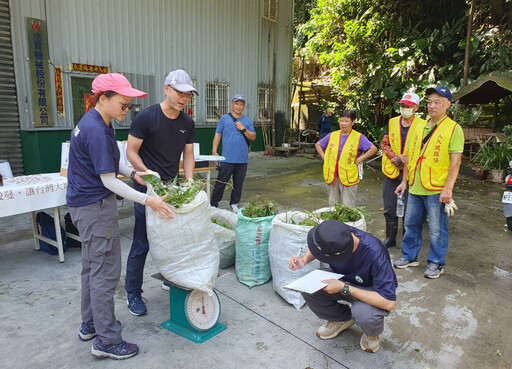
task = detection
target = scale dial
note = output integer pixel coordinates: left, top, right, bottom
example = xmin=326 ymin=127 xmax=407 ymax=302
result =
xmin=185 ymin=289 xmax=221 ymax=331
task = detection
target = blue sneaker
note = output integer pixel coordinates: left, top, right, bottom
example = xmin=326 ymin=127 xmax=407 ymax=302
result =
xmin=78 ymin=323 xmax=96 ymax=341
xmin=91 ymin=337 xmax=139 ymax=360
xmin=127 ymin=292 xmax=147 ymax=316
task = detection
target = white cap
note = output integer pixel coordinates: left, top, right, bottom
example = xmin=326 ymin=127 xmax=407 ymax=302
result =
xmin=398 ymin=92 xmax=420 ymax=106
xmin=164 ymin=69 xmax=198 ymax=95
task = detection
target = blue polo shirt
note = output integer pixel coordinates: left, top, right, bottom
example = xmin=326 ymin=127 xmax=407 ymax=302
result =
xmin=329 ymin=226 xmax=398 ymax=301
xmin=216 ymin=114 xmax=255 ymax=164
xmin=66 ymin=108 xmax=120 ymax=207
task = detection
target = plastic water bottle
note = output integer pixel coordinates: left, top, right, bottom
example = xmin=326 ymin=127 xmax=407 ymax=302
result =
xmin=396 ymin=192 xmax=405 ymax=217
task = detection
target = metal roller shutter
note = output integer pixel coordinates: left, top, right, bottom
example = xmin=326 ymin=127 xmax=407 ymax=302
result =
xmin=0 ymin=0 xmax=23 ymax=175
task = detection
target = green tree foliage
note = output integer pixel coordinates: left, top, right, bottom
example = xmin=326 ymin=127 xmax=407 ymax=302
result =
xmin=297 ymin=0 xmax=512 ymax=140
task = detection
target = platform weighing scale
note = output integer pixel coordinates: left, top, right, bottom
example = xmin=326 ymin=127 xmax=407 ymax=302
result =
xmin=158 ymin=276 xmax=227 ymax=343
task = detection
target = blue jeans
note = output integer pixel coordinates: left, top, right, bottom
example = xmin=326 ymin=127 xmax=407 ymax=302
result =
xmin=402 ymin=193 xmax=449 ymax=266
xmin=125 ymin=186 xmax=149 ymax=295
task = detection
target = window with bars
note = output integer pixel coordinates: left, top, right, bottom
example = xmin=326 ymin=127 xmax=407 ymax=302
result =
xmin=258 ymin=87 xmax=273 ymax=123
xmin=262 ymin=0 xmax=278 ymax=22
xmin=184 ymin=79 xmax=197 ymax=121
xmin=206 ymin=82 xmax=230 ymax=123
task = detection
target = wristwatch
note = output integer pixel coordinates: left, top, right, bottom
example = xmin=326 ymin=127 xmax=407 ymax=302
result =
xmin=241 ymin=128 xmax=247 ymax=133
xmin=341 ymin=281 xmax=350 ymax=296
xmin=129 ymin=169 xmax=137 ymax=179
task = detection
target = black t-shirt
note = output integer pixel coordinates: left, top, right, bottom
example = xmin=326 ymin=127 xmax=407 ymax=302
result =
xmin=129 ymin=104 xmax=195 ymax=181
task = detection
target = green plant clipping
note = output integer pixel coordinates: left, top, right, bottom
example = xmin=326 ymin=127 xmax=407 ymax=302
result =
xmin=298 ymin=217 xmax=320 ymax=226
xmin=242 ymin=196 xmax=278 ymax=218
xmin=141 ymin=174 xmax=204 ymax=208
xmin=211 ymin=218 xmax=233 ymax=230
xmin=320 ymin=204 xmax=363 ymax=222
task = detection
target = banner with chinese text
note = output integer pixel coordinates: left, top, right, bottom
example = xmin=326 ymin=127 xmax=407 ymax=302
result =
xmin=26 ymin=17 xmax=54 ymax=127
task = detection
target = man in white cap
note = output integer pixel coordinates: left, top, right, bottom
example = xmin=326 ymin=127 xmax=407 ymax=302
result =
xmin=124 ymin=69 xmax=198 ymax=315
xmin=210 ymin=94 xmax=256 ymax=213
xmin=380 ymin=92 xmax=425 ymax=248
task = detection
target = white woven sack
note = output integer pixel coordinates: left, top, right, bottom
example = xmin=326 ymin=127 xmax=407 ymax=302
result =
xmin=268 ymin=211 xmax=322 ymax=309
xmin=314 ymin=207 xmax=367 ymax=231
xmin=146 ymin=186 xmax=219 ymax=295
xmin=210 ymin=207 xmax=237 ymax=268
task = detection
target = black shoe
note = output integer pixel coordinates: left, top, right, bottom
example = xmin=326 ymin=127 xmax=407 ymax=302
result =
xmin=383 ymin=219 xmax=398 ymax=248
xmin=383 ymin=237 xmax=396 ymax=248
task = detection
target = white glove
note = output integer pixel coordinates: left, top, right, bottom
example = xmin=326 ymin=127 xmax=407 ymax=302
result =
xmin=143 ymin=169 xmax=160 ymax=179
xmin=444 ymin=200 xmax=458 ymax=217
xmin=182 ymin=178 xmax=194 ymax=187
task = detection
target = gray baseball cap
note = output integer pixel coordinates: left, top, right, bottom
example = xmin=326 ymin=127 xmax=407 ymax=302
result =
xmin=165 ymin=69 xmax=198 ymax=95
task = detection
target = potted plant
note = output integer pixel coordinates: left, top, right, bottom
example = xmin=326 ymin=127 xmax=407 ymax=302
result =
xmin=471 ymin=139 xmax=512 ymax=183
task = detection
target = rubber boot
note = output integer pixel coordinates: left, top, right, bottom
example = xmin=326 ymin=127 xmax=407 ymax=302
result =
xmin=382 ymin=219 xmax=398 ymax=248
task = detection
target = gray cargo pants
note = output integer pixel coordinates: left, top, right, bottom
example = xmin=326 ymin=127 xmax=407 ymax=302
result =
xmin=69 ymin=194 xmax=122 ymax=344
xmin=302 ymin=287 xmax=389 ymax=337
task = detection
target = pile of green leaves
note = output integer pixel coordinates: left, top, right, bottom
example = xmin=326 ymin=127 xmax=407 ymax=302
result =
xmin=320 ymin=204 xmax=363 ymax=223
xmin=242 ymin=196 xmax=278 ymax=218
xmin=298 ymin=217 xmax=319 ymax=226
xmin=211 ymin=218 xmax=233 ymax=230
xmin=140 ymin=174 xmax=204 ymax=208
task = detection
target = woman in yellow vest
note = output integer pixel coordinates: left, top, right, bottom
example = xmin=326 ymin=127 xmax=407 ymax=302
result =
xmin=393 ymin=86 xmax=464 ymax=279
xmin=315 ymin=110 xmax=377 ymax=208
xmin=380 ymin=93 xmax=424 ymax=248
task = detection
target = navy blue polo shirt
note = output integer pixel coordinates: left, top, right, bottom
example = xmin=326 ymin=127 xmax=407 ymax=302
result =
xmin=66 ymin=108 xmax=119 ymax=207
xmin=329 ymin=226 xmax=398 ymax=301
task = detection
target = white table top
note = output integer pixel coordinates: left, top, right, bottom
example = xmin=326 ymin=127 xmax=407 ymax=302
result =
xmin=0 ymin=173 xmax=68 ymax=218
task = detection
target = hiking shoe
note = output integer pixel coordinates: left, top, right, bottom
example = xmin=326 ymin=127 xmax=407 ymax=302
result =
xmin=161 ymin=281 xmax=170 ymax=291
xmin=424 ymin=263 xmax=444 ymax=279
xmin=91 ymin=337 xmax=139 ymax=360
xmin=360 ymin=333 xmax=380 ymax=353
xmin=394 ymin=257 xmax=420 ymax=269
xmin=315 ymin=319 xmax=355 ymax=340
xmin=78 ymin=323 xmax=96 ymax=341
xmin=231 ymin=204 xmax=239 ymax=213
xmin=127 ymin=293 xmax=147 ymax=316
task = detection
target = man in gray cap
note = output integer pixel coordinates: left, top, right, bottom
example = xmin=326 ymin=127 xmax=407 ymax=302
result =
xmin=289 ymin=220 xmax=397 ymax=353
xmin=124 ymin=69 xmax=198 ymax=316
xmin=210 ymin=94 xmax=256 ymax=213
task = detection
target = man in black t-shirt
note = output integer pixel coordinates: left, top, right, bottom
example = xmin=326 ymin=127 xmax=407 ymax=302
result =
xmin=124 ymin=69 xmax=198 ymax=316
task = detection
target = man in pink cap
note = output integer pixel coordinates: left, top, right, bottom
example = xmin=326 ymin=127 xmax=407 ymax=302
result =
xmin=67 ymin=73 xmax=173 ymax=359
xmin=380 ymin=92 xmax=425 ymax=248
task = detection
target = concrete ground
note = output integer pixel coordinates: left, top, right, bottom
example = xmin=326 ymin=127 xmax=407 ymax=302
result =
xmin=1 ymin=152 xmax=511 ymax=369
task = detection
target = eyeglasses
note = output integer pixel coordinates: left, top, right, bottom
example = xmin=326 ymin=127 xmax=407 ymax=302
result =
xmin=121 ymin=103 xmax=135 ymax=111
xmin=168 ymin=85 xmax=192 ymax=98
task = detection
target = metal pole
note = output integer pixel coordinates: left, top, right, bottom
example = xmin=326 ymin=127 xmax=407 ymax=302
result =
xmin=297 ymin=55 xmax=305 ymax=151
xmin=463 ymin=0 xmax=475 ymax=87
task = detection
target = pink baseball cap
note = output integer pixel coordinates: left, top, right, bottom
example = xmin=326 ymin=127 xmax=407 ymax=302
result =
xmin=91 ymin=73 xmax=148 ymax=98
xmin=398 ymin=92 xmax=420 ymax=106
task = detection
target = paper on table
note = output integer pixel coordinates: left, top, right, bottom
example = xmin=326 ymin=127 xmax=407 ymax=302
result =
xmin=195 ymin=155 xmax=225 ymax=161
xmin=283 ymin=269 xmax=344 ymax=294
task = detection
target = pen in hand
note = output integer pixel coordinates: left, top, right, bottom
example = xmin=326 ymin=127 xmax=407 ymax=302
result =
xmin=293 ymin=247 xmax=302 ymax=267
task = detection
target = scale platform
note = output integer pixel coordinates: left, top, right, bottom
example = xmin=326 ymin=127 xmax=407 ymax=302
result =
xmin=152 ymin=273 xmax=227 ymax=344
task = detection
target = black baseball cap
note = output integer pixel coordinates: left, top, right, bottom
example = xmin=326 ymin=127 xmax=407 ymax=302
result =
xmin=307 ymin=220 xmax=354 ymax=263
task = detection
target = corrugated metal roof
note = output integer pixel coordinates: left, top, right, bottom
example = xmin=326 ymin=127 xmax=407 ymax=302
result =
xmin=10 ymin=0 xmax=293 ymax=129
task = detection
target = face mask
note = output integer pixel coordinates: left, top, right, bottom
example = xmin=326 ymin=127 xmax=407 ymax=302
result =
xmin=400 ymin=107 xmax=414 ymax=119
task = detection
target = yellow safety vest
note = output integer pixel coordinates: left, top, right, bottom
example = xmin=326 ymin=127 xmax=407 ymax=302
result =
xmin=323 ymin=130 xmax=362 ymax=187
xmin=382 ymin=116 xmax=423 ymax=179
xmin=407 ymin=116 xmax=458 ymax=191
